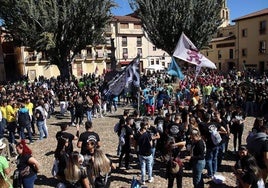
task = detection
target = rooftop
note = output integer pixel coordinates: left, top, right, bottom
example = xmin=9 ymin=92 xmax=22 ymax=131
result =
xmin=232 ymin=8 xmax=268 ymax=22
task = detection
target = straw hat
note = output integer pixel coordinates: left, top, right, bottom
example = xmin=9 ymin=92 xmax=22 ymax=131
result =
xmin=0 ymin=139 xmax=7 ymax=149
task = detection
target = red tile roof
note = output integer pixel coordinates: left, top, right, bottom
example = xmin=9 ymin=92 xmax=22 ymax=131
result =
xmin=233 ymin=8 xmax=268 ymax=22
xmin=112 ymin=15 xmax=141 ymax=23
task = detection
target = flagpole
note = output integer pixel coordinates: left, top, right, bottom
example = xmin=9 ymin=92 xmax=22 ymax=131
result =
xmin=138 ymin=88 xmax=140 ymax=116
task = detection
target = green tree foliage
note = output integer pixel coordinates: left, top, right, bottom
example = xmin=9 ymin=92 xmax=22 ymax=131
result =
xmin=0 ymin=0 xmax=115 ymax=80
xmin=129 ymin=0 xmax=223 ymax=55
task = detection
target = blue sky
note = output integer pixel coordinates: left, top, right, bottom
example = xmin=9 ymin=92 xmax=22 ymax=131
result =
xmin=112 ymin=0 xmax=268 ymax=21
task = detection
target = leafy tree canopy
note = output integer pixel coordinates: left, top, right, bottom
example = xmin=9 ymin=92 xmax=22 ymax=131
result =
xmin=129 ymin=0 xmax=223 ymax=55
xmin=0 ymin=0 xmax=115 ymax=79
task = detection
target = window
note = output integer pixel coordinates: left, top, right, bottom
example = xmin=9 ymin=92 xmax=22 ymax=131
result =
xmin=120 ymin=23 xmax=129 ymax=29
xmin=242 ymin=48 xmax=247 ymax=57
xmin=259 ymin=21 xmax=266 ymax=35
xmin=151 ymin=60 xmax=154 ymax=65
xmin=134 ymin=24 xmax=142 ymax=29
xmin=229 ymin=49 xmax=234 ymax=59
xmin=122 ymin=36 xmax=127 ymax=46
xmin=137 ymin=48 xmax=142 ymax=57
xmin=242 ymin=29 xmax=247 ymax=37
xmin=153 ymin=46 xmax=156 ymax=51
xmin=218 ymin=50 xmax=222 ymax=59
xmin=156 ymin=59 xmax=160 ymax=65
xmin=137 ymin=37 xmax=142 ymax=46
xmin=162 ymin=62 xmax=165 ymax=66
xmin=123 ymin=48 xmax=128 ymax=59
xmin=259 ymin=40 xmax=266 ymax=54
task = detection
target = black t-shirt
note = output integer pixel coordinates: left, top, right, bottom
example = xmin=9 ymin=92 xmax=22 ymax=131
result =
xmin=167 ymin=122 xmax=185 ymax=143
xmin=56 ymin=131 xmax=75 ymax=154
xmin=147 ymin=126 xmax=158 ymax=148
xmin=255 ymin=139 xmax=268 ymax=169
xmin=17 ymin=154 xmax=36 ymax=178
xmin=138 ymin=132 xmax=152 ymax=156
xmin=191 ymin=139 xmax=206 ymax=160
xmin=78 ymin=131 xmax=100 ymax=155
xmin=202 ymin=122 xmax=221 ymax=148
xmin=121 ymin=125 xmax=133 ymax=147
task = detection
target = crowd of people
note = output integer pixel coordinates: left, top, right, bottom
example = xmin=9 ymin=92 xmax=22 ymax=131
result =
xmin=0 ymin=68 xmax=267 ymax=187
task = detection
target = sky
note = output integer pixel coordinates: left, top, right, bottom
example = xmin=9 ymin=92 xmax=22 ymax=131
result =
xmin=112 ymin=0 xmax=268 ymax=22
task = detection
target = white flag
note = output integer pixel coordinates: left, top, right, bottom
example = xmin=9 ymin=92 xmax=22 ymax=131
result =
xmin=173 ymin=33 xmax=216 ymax=69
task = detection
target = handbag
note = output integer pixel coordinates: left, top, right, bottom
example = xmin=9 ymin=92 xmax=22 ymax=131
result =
xmin=20 ymin=166 xmax=31 ymax=177
xmin=51 ymin=159 xmax=59 ymax=177
xmin=13 ymin=169 xmax=22 ymax=188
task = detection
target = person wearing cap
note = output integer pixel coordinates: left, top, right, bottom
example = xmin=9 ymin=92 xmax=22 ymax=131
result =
xmin=0 ymin=139 xmax=11 ymax=188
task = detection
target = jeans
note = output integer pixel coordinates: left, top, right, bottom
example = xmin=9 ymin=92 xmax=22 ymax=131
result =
xmin=217 ymin=142 xmax=226 ymax=168
xmin=37 ymin=120 xmax=48 ymax=140
xmin=86 ymin=110 xmax=92 ymax=122
xmin=7 ymin=121 xmax=17 ymax=144
xmin=20 ymin=124 xmax=33 ymax=142
xmin=151 ymin=147 xmax=156 ymax=170
xmin=205 ymin=146 xmax=219 ymax=177
xmin=167 ymin=167 xmax=183 ymax=188
xmin=119 ymin=145 xmax=131 ymax=168
xmin=22 ymin=174 xmax=37 ymax=188
xmin=0 ymin=120 xmax=4 ymax=139
xmin=192 ymin=159 xmax=205 ymax=188
xmin=139 ymin=154 xmax=153 ymax=182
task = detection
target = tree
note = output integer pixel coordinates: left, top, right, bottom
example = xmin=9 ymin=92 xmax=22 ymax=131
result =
xmin=0 ymin=0 xmax=115 ymax=80
xmin=129 ymin=0 xmax=223 ymax=55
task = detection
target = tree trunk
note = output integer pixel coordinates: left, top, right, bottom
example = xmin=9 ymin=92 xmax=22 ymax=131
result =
xmin=57 ymin=59 xmax=71 ymax=81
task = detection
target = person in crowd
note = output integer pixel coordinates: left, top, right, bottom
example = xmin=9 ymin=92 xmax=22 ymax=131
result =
xmin=234 ymin=153 xmax=264 ymax=188
xmin=67 ymin=96 xmax=76 ymax=126
xmin=77 ymin=121 xmax=100 ymax=155
xmin=165 ymin=113 xmax=186 ymax=188
xmin=0 ymin=107 xmax=3 ymax=139
xmin=246 ymin=125 xmax=268 ymax=182
xmin=135 ymin=122 xmax=153 ymax=185
xmin=199 ymin=112 xmax=227 ymax=178
xmin=64 ymin=151 xmax=90 ymax=188
xmin=54 ymin=136 xmax=69 ymax=181
xmin=56 ymin=124 xmax=78 ymax=155
xmin=74 ymin=97 xmax=85 ymax=126
xmin=0 ymin=100 xmax=7 ymax=133
xmin=92 ymin=89 xmax=103 ymax=118
xmin=15 ymin=140 xmax=40 ymax=188
xmin=231 ymin=106 xmax=246 ymax=153
xmin=116 ymin=109 xmax=129 ymax=157
xmin=144 ymin=117 xmax=160 ymax=172
xmin=118 ymin=117 xmax=134 ymax=170
xmin=85 ymin=94 xmax=93 ymax=122
xmin=17 ymin=100 xmax=33 ymax=144
xmin=6 ymin=98 xmax=17 ymax=144
xmin=25 ymin=97 xmax=36 ymax=136
xmin=252 ymin=117 xmax=265 ymax=133
xmin=0 ymin=139 xmax=11 ymax=188
xmin=185 ymin=129 xmax=206 ymax=188
xmin=35 ymin=100 xmax=48 ymax=140
xmin=89 ymin=149 xmax=115 ymax=188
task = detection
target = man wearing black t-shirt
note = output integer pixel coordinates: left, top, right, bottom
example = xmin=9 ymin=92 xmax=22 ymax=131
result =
xmin=118 ymin=117 xmax=134 ymax=170
xmin=77 ymin=121 xmax=100 ymax=155
xmin=56 ymin=124 xmax=77 ymax=155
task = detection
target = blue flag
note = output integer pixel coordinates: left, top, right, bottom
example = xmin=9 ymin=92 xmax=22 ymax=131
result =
xmin=167 ymin=57 xmax=184 ymax=80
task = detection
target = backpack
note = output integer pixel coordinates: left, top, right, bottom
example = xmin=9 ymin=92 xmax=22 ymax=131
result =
xmin=114 ymin=122 xmax=120 ymax=133
xmin=208 ymin=124 xmax=222 ymax=145
xmin=119 ymin=128 xmax=126 ymax=146
xmin=18 ymin=111 xmax=30 ymax=127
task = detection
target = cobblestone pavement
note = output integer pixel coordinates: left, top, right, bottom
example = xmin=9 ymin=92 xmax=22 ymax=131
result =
xmin=10 ymin=105 xmax=255 ymax=188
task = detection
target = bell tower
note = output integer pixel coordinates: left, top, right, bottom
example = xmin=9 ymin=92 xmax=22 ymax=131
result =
xmin=220 ymin=0 xmax=230 ymax=27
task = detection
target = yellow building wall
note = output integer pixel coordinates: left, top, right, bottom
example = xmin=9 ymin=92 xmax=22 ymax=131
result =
xmin=236 ymin=14 xmax=268 ymax=71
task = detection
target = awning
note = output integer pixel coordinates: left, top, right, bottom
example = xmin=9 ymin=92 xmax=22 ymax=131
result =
xmin=120 ymin=61 xmax=131 ymax=65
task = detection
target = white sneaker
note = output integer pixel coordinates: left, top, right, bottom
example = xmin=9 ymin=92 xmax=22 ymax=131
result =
xmin=148 ymin=177 xmax=154 ymax=183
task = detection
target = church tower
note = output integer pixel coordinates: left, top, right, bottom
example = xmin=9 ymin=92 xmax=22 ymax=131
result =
xmin=220 ymin=0 xmax=230 ymax=27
